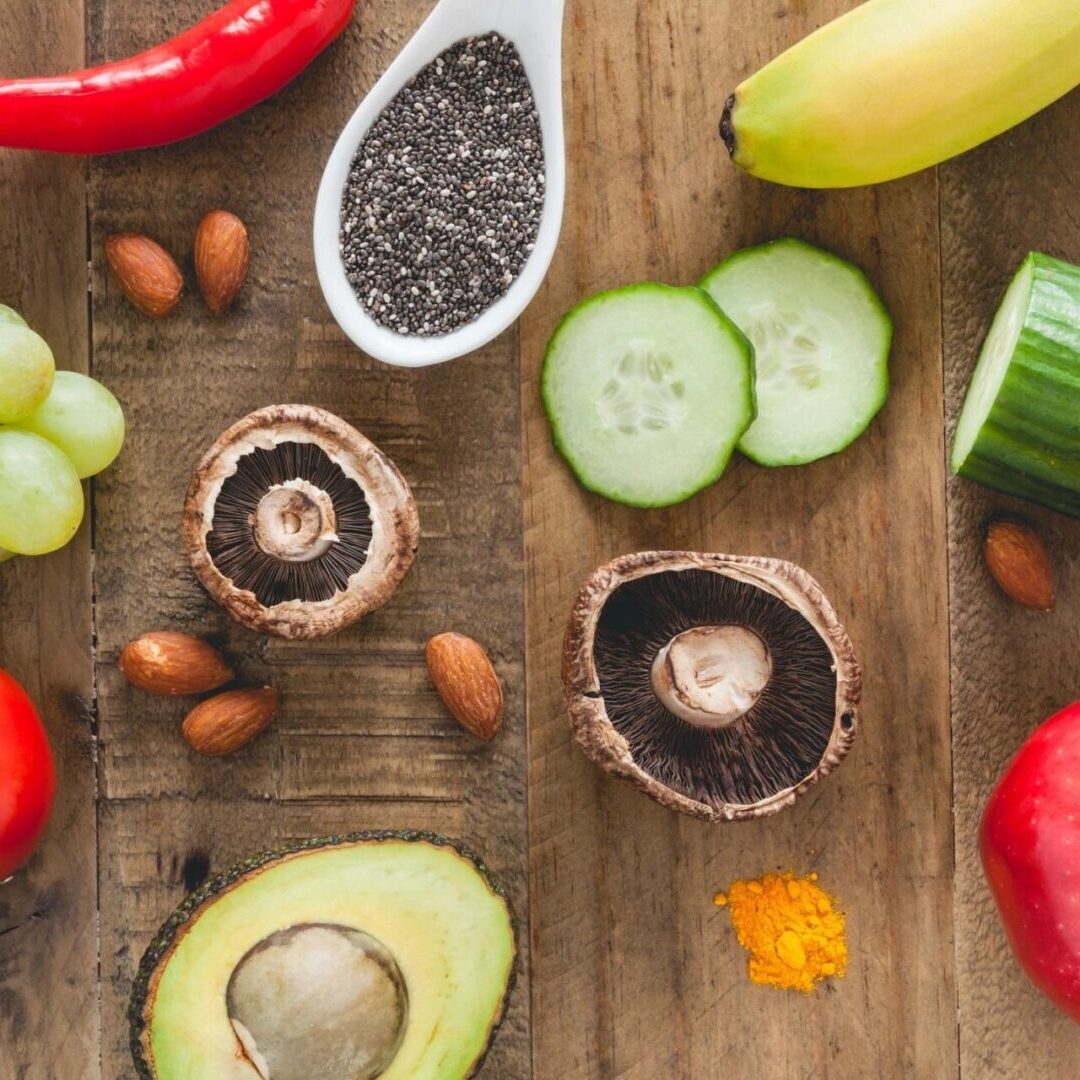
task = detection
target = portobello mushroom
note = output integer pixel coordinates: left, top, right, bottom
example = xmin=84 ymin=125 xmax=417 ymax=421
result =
xmin=182 ymin=405 xmax=418 ymax=639
xmin=564 ymin=551 xmax=860 ymax=821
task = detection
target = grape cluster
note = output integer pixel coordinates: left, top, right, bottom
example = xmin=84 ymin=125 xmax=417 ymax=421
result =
xmin=0 ymin=305 xmax=125 ymax=559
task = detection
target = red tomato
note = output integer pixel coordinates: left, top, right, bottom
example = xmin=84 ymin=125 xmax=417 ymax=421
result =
xmin=0 ymin=669 xmax=55 ymax=880
xmin=981 ymin=700 xmax=1080 ymax=1022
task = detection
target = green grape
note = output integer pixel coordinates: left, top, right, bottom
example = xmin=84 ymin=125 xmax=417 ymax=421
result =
xmin=0 ymin=323 xmax=55 ymax=423
xmin=0 ymin=547 xmax=15 ymax=563
xmin=14 ymin=371 xmax=126 ymax=479
xmin=0 ymin=304 xmax=27 ymax=326
xmin=0 ymin=430 xmax=84 ymax=555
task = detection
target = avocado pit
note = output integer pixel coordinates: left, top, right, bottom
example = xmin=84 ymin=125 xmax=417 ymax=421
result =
xmin=227 ymin=924 xmax=407 ymax=1080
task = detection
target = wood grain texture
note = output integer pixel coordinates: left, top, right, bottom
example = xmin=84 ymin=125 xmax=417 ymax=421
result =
xmin=85 ymin=1 xmax=527 ymax=1076
xmin=523 ymin=2 xmax=955 ymax=1076
xmin=5 ymin=0 xmax=1080 ymax=1075
xmin=943 ymin=91 xmax=1080 ymax=1079
xmin=0 ymin=2 xmax=99 ymax=1078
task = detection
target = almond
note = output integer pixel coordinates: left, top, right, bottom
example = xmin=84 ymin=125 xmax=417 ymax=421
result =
xmin=182 ymin=687 xmax=279 ymax=757
xmin=104 ymin=233 xmax=183 ymax=317
xmin=195 ymin=210 xmax=249 ymax=314
xmin=120 ymin=631 xmax=234 ymax=696
xmin=426 ymin=632 xmax=503 ymax=741
xmin=984 ymin=519 xmax=1056 ymax=611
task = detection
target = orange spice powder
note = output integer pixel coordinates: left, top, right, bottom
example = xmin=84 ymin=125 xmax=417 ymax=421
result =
xmin=714 ymin=871 xmax=847 ymax=993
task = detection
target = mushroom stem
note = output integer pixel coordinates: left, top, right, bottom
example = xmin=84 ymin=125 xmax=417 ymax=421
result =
xmin=650 ymin=625 xmax=772 ymax=729
xmin=252 ymin=480 xmax=339 ymax=563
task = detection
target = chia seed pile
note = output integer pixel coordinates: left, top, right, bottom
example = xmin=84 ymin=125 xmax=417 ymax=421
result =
xmin=340 ymin=33 xmax=546 ymax=337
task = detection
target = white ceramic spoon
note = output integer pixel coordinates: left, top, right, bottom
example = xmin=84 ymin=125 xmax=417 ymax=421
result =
xmin=314 ymin=0 xmax=566 ymax=368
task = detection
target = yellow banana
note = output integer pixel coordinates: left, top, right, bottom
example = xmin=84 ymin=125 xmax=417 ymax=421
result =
xmin=722 ymin=0 xmax=1080 ymax=188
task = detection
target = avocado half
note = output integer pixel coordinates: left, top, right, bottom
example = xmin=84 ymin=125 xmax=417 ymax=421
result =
xmin=129 ymin=832 xmax=517 ymax=1080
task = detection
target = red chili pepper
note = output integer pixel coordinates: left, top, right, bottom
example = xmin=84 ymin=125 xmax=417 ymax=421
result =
xmin=0 ymin=0 xmax=356 ymax=154
xmin=0 ymin=669 xmax=55 ymax=880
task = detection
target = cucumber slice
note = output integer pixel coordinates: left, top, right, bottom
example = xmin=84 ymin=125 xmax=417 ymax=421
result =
xmin=700 ymin=238 xmax=892 ymax=466
xmin=542 ymin=284 xmax=754 ymax=508
xmin=952 ymin=252 xmax=1080 ymax=517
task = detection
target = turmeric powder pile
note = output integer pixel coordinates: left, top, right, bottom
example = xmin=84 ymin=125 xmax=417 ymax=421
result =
xmin=714 ymin=871 xmax=847 ymax=993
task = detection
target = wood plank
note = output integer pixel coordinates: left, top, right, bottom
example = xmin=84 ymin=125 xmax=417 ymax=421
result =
xmin=523 ymin=1 xmax=955 ymax=1075
xmin=14 ymin=0 xmax=1080 ymax=1074
xmin=943 ymin=91 xmax=1080 ymax=1079
xmin=86 ymin=1 xmax=528 ymax=1075
xmin=0 ymin=3 xmax=99 ymax=1078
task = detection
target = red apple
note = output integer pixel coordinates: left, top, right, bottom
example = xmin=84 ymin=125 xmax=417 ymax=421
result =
xmin=0 ymin=669 xmax=55 ymax=880
xmin=981 ymin=700 xmax=1080 ymax=1021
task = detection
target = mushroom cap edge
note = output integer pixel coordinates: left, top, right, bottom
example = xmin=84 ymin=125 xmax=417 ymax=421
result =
xmin=562 ymin=550 xmax=862 ymax=823
xmin=181 ymin=404 xmax=420 ymax=640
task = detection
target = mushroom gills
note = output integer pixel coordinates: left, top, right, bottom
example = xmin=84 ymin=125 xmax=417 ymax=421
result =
xmin=595 ymin=569 xmax=837 ymax=808
xmin=227 ymin=924 xmax=407 ymax=1080
xmin=207 ymin=441 xmax=372 ymax=606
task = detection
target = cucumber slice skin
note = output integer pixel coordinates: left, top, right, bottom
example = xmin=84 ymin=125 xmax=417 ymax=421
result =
xmin=700 ymin=237 xmax=892 ymax=467
xmin=952 ymin=253 xmax=1080 ymax=518
xmin=542 ymin=283 xmax=755 ymax=509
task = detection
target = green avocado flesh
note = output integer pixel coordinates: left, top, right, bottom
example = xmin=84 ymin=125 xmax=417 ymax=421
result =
xmin=130 ymin=833 xmax=516 ymax=1080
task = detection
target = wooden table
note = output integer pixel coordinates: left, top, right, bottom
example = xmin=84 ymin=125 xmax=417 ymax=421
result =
xmin=1 ymin=1 xmax=1078 ymax=1076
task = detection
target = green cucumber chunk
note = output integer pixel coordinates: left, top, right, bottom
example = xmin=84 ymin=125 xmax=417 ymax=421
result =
xmin=700 ymin=238 xmax=892 ymax=466
xmin=542 ymin=284 xmax=754 ymax=508
xmin=952 ymin=252 xmax=1080 ymax=517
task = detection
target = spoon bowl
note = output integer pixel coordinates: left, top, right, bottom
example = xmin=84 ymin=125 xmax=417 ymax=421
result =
xmin=314 ymin=0 xmax=566 ymax=367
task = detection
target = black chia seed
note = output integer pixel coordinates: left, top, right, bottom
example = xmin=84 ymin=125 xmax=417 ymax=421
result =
xmin=339 ymin=32 xmax=546 ymax=337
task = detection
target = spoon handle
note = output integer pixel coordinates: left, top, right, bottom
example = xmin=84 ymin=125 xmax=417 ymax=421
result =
xmin=508 ymin=0 xmax=566 ymax=36
xmin=432 ymin=0 xmax=566 ymax=43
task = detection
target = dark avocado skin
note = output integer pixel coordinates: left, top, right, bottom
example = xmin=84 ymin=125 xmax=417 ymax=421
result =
xmin=129 ymin=830 xmax=519 ymax=1080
